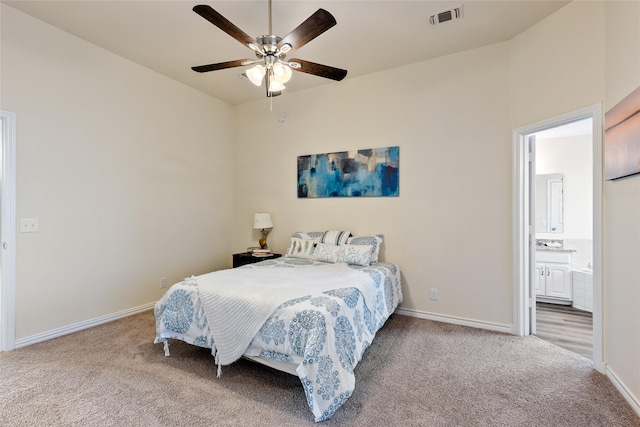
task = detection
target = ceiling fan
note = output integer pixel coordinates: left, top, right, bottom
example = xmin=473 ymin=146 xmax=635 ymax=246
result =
xmin=191 ymin=1 xmax=348 ymax=98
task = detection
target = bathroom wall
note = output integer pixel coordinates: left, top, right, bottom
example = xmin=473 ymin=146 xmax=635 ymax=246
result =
xmin=535 ymin=132 xmax=593 ymax=270
xmin=564 ymin=239 xmax=593 ymax=271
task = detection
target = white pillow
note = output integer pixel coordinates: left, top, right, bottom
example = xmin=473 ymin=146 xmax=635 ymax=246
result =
xmin=312 ymin=243 xmax=342 ymax=264
xmin=345 ymin=234 xmax=384 ymax=264
xmin=338 ymin=244 xmax=374 ymax=267
xmin=285 ymin=237 xmax=317 ymax=260
xmin=320 ymin=230 xmax=351 ymax=245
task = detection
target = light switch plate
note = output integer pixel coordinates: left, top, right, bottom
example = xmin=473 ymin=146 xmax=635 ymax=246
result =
xmin=19 ymin=218 xmax=39 ymax=233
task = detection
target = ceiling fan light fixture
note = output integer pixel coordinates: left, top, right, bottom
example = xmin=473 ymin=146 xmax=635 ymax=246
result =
xmin=269 ymin=76 xmax=286 ymax=92
xmin=247 ymin=64 xmax=266 ymax=86
xmin=273 ymin=62 xmax=292 ymax=83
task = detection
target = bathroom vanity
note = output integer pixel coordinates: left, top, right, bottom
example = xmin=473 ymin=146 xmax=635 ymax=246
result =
xmin=535 ymin=249 xmax=573 ymax=304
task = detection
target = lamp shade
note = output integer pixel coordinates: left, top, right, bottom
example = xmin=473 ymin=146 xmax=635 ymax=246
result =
xmin=273 ymin=63 xmax=292 ymax=84
xmin=253 ymin=212 xmax=273 ymax=229
xmin=247 ymin=64 xmax=265 ymax=86
xmin=268 ymin=77 xmax=286 ymax=92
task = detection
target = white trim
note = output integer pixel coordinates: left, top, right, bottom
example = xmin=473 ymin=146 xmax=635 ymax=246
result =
xmin=512 ymin=104 xmax=604 ymax=372
xmin=395 ymin=308 xmax=513 ymax=334
xmin=512 ymin=128 xmax=530 ymax=337
xmin=0 ymin=110 xmax=17 ymax=352
xmin=590 ymin=105 xmax=604 ymax=373
xmin=14 ymin=302 xmax=155 ymax=348
xmin=606 ymin=365 xmax=640 ymax=417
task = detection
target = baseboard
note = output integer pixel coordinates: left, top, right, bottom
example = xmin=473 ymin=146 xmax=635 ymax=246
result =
xmin=14 ymin=302 xmax=155 ymax=349
xmin=395 ymin=307 xmax=513 ymax=334
xmin=606 ymin=365 xmax=640 ymax=417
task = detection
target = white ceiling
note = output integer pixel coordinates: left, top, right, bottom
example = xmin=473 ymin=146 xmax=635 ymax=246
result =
xmin=3 ymin=0 xmax=570 ymax=105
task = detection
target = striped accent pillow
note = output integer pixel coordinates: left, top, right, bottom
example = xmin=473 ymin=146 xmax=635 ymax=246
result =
xmin=320 ymin=230 xmax=351 ymax=245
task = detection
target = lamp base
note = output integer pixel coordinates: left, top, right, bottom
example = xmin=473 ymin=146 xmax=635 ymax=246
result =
xmin=259 ymin=229 xmax=269 ymax=249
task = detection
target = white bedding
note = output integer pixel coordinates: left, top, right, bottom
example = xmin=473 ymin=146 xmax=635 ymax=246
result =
xmin=154 ymin=257 xmax=402 ymax=422
xmin=197 ymin=263 xmax=376 ymax=367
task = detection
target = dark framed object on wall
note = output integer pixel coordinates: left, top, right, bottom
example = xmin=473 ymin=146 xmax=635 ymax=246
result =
xmin=604 ymin=86 xmax=640 ymax=181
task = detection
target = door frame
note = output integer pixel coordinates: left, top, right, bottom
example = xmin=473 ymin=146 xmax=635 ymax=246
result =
xmin=0 ymin=110 xmax=16 ymax=352
xmin=512 ymin=103 xmax=603 ymax=373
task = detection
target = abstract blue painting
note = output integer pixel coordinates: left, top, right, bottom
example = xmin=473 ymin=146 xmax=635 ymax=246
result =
xmin=297 ymin=146 xmax=399 ymax=198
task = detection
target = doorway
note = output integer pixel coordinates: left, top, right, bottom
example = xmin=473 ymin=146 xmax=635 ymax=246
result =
xmin=0 ymin=110 xmax=17 ymax=352
xmin=513 ymin=104 xmax=604 ymax=372
xmin=532 ymin=118 xmax=593 ymax=359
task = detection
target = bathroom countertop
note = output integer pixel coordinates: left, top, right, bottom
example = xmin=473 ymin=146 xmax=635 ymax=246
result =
xmin=536 ymin=247 xmax=576 ymax=252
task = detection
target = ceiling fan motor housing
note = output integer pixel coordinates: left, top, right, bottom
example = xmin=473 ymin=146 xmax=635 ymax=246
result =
xmin=255 ymin=35 xmax=291 ymax=64
xmin=257 ymin=35 xmax=280 ymax=52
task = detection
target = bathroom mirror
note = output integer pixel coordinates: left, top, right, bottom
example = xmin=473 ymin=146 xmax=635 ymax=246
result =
xmin=535 ymin=173 xmax=564 ymax=233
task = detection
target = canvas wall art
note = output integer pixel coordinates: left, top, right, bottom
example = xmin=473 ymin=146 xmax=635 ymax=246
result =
xmin=297 ymin=146 xmax=399 ymax=198
xmin=605 ymin=85 xmax=640 ymax=180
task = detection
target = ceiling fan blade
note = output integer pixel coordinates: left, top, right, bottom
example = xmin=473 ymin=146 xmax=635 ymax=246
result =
xmin=277 ymin=9 xmax=336 ymax=55
xmin=193 ymin=5 xmax=262 ymax=52
xmin=192 ymin=59 xmax=254 ymax=73
xmin=289 ymin=59 xmax=347 ymax=81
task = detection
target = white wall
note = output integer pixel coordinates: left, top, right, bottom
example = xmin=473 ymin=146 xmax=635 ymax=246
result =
xmin=509 ymin=1 xmax=605 ymax=127
xmin=536 ymin=134 xmax=593 ymax=240
xmin=603 ymin=0 xmax=640 ymax=409
xmin=233 ymin=42 xmax=514 ymax=329
xmin=1 ymin=5 xmax=235 ymax=340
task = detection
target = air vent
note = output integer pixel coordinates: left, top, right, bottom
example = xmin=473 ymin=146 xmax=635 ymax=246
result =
xmin=429 ymin=4 xmax=463 ymax=25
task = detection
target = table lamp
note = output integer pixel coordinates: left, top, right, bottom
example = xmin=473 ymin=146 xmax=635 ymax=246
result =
xmin=253 ymin=212 xmax=273 ymax=249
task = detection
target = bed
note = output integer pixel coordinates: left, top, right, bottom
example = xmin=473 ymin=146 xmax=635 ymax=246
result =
xmin=154 ymin=232 xmax=402 ymax=422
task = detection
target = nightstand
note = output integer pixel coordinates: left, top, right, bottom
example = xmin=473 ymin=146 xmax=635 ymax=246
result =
xmin=233 ymin=252 xmax=282 ymax=268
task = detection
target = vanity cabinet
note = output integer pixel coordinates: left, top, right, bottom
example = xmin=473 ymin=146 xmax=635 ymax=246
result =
xmin=535 ymin=251 xmax=572 ymax=302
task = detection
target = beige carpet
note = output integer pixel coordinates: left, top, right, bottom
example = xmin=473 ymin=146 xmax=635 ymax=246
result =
xmin=1 ymin=311 xmax=638 ymax=426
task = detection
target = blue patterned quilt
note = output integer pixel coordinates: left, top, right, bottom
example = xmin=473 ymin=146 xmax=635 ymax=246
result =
xmin=154 ymin=257 xmax=403 ymax=422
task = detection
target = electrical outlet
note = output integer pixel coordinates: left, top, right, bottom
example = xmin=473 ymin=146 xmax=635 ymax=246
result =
xmin=430 ymin=288 xmax=439 ymax=301
xmin=19 ymin=218 xmax=39 ymax=233
xmin=160 ymin=277 xmax=167 ymax=289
